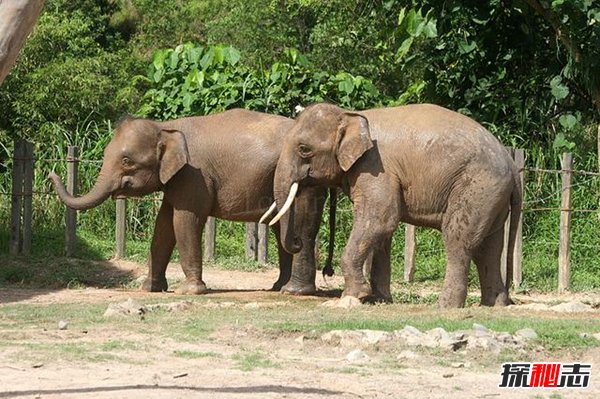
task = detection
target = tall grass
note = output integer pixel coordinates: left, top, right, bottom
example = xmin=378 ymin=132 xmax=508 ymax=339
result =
xmin=1 ymin=120 xmax=599 ymax=293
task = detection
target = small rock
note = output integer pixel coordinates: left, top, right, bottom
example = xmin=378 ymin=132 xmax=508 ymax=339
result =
xmin=346 ymin=349 xmax=369 ymax=363
xmin=362 ymin=330 xmax=393 ymax=345
xmin=321 ymin=330 xmax=367 ymax=347
xmin=514 ymin=328 xmax=538 ymax=340
xmin=497 ymin=332 xmax=517 ymax=344
xmin=146 ymin=300 xmax=194 ymax=312
xmin=579 ymin=332 xmax=589 ymax=338
xmin=451 ymin=362 xmax=465 ymax=368
xmin=243 ymin=302 xmax=260 ymax=309
xmin=442 ymin=373 xmax=454 ymax=378
xmin=472 ymin=323 xmax=489 ymax=336
xmin=32 ymin=363 xmax=43 ymax=368
xmin=58 ymin=320 xmax=68 ymax=330
xmin=104 ymin=298 xmax=146 ymax=318
xmin=337 ymin=296 xmax=362 ymax=309
xmin=467 ymin=336 xmax=501 ymax=352
xmin=593 ymin=333 xmax=600 ymax=341
xmin=396 ymin=350 xmax=419 ymax=360
xmin=550 ymin=301 xmax=593 ymax=313
xmin=294 ymin=335 xmax=305 ymax=345
xmin=395 ymin=325 xmax=423 ymax=347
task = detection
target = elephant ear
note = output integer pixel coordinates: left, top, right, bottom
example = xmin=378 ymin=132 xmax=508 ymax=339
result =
xmin=158 ymin=129 xmax=189 ymax=184
xmin=336 ymin=113 xmax=373 ymax=172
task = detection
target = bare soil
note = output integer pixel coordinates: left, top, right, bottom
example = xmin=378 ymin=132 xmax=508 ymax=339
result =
xmin=1 ymin=260 xmax=599 ymax=399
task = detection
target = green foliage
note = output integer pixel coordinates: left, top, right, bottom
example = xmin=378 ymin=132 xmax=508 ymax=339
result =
xmin=137 ymin=43 xmax=385 ymax=120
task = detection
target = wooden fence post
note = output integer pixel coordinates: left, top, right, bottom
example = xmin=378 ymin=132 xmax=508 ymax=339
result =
xmin=204 ymin=216 xmax=217 ymax=261
xmin=65 ymin=146 xmax=78 ymax=257
xmin=245 ymin=222 xmax=258 ymax=261
xmin=257 ymin=223 xmax=268 ymax=264
xmin=404 ymin=224 xmax=416 ymax=282
xmin=115 ymin=198 xmax=126 ymax=259
xmin=513 ymin=148 xmax=525 ymax=289
xmin=10 ymin=140 xmax=24 ymax=255
xmin=21 ymin=142 xmax=34 ymax=255
xmin=204 ymin=217 xmax=216 ymax=261
xmin=558 ymin=152 xmax=573 ymax=292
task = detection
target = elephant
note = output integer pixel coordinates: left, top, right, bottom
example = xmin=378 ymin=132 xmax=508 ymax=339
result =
xmin=48 ymin=109 xmax=332 ymax=295
xmin=262 ymin=103 xmax=522 ymax=308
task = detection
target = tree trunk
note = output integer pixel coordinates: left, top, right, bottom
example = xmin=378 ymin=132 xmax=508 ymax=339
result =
xmin=0 ymin=0 xmax=45 ymax=85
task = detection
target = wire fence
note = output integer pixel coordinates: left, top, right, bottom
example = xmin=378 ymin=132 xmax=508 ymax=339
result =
xmin=2 ymin=140 xmax=600 ymax=292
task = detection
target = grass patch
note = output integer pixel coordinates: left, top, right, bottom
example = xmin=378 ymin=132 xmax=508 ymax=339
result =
xmin=233 ymin=350 xmax=279 ymax=371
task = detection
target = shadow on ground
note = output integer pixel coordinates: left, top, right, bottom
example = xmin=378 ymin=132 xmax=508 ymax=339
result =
xmin=0 ymin=384 xmax=345 ymax=398
xmin=0 ymin=228 xmax=138 ymax=304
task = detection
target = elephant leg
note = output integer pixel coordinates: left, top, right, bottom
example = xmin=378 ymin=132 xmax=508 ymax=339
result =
xmin=281 ymin=186 xmax=327 ymax=295
xmin=173 ymin=208 xmax=208 ymax=295
xmin=341 ymin=219 xmax=396 ymax=300
xmin=370 ymin=236 xmax=393 ymax=303
xmin=473 ymin=227 xmax=511 ymax=307
xmin=141 ymin=201 xmax=175 ymax=292
xmin=271 ymin=224 xmax=293 ymax=291
xmin=439 ymin=234 xmax=472 ymax=308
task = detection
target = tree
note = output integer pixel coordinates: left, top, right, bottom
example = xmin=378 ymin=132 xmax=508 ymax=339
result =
xmin=523 ymin=0 xmax=600 ymax=111
xmin=0 ymin=0 xmax=45 ymax=85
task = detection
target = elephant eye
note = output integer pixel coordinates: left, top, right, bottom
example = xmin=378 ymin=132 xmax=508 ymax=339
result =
xmin=121 ymin=157 xmax=134 ymax=167
xmin=298 ymin=144 xmax=313 ymax=158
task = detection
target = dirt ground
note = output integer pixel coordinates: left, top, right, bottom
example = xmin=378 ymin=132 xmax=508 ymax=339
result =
xmin=1 ymin=260 xmax=600 ymax=399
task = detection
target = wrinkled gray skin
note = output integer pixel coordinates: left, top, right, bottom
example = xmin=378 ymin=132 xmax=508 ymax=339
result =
xmin=49 ymin=109 xmax=327 ymax=295
xmin=274 ymin=103 xmax=522 ymax=308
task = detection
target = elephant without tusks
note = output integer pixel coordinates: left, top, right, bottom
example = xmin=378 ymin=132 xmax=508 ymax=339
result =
xmin=263 ymin=103 xmax=522 ymax=308
xmin=49 ymin=109 xmax=331 ymax=295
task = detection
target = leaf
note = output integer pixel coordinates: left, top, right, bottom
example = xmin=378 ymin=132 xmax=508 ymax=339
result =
xmin=395 ymin=37 xmax=414 ymax=61
xmin=458 ymin=40 xmax=477 ymax=54
xmin=169 ymin=51 xmax=179 ymax=69
xmin=214 ymin=46 xmax=225 ymax=65
xmin=559 ymin=113 xmax=578 ymax=130
xmin=553 ymin=132 xmax=575 ymax=151
xmin=153 ymin=69 xmax=164 ymax=83
xmin=199 ymin=48 xmax=215 ymax=69
xmin=182 ymin=92 xmax=194 ymax=109
xmin=153 ymin=50 xmax=168 ymax=70
xmin=397 ymin=7 xmax=406 ymax=26
xmin=423 ymin=19 xmax=437 ymax=38
xmin=338 ymin=78 xmax=354 ymax=95
xmin=550 ymin=76 xmax=569 ymax=100
xmin=223 ymin=46 xmax=241 ymax=65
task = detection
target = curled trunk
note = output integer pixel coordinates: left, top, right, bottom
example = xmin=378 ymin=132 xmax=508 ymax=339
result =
xmin=48 ymin=171 xmax=114 ymax=210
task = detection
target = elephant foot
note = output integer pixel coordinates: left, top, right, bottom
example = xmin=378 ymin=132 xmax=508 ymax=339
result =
xmin=342 ymin=282 xmax=372 ymax=300
xmin=439 ymin=291 xmax=467 ymax=308
xmin=270 ymin=278 xmax=288 ymax=292
xmin=493 ymin=292 xmax=511 ymax=307
xmin=175 ymin=280 xmax=208 ymax=295
xmin=280 ymin=281 xmax=316 ymax=296
xmin=370 ymin=292 xmax=393 ymax=304
xmin=141 ymin=277 xmax=168 ymax=292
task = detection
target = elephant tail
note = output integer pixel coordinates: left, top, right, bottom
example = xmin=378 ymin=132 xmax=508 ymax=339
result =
xmin=505 ymin=167 xmax=523 ymax=291
xmin=322 ymin=188 xmax=337 ymax=277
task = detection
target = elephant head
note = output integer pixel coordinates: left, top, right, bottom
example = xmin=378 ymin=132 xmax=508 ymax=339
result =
xmin=264 ymin=103 xmax=372 ymax=254
xmin=49 ymin=117 xmax=189 ymax=210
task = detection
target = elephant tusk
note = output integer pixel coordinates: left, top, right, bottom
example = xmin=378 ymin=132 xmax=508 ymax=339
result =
xmin=269 ymin=182 xmax=299 ymax=226
xmin=258 ymin=202 xmax=277 ymax=224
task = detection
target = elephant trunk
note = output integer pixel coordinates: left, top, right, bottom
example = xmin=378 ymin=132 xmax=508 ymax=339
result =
xmin=48 ymin=170 xmax=115 ymax=210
